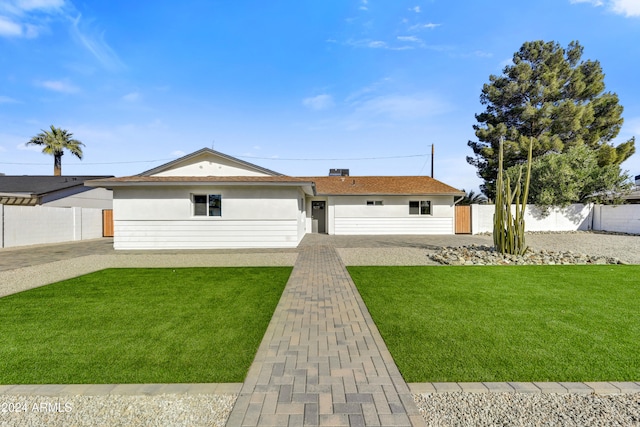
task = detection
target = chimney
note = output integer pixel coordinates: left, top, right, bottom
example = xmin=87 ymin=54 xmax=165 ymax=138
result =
xmin=329 ymin=168 xmax=349 ymax=176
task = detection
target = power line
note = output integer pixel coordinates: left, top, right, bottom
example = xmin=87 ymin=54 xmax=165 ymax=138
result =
xmin=0 ymin=158 xmax=174 ymax=166
xmin=0 ymin=153 xmax=430 ymax=166
xmin=235 ymin=154 xmax=429 ymax=161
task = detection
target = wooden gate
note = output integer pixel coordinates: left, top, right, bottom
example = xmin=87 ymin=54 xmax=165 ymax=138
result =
xmin=102 ymin=209 xmax=114 ymax=237
xmin=455 ymin=205 xmax=471 ymax=234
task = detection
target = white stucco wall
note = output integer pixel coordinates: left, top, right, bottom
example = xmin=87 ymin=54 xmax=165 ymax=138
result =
xmin=112 ymin=185 xmax=304 ymax=249
xmin=306 ymin=195 xmax=456 ymax=235
xmin=471 ymin=204 xmax=592 ymax=234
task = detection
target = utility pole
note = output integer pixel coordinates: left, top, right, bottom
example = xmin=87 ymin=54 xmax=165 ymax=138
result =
xmin=431 ymin=144 xmax=434 ymax=178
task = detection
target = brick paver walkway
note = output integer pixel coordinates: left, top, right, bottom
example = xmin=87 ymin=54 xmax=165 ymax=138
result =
xmin=227 ymin=245 xmax=425 ymax=427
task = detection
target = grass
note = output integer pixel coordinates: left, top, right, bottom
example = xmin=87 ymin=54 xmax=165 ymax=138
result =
xmin=0 ymin=267 xmax=291 ymax=384
xmin=349 ymin=265 xmax=640 ymax=383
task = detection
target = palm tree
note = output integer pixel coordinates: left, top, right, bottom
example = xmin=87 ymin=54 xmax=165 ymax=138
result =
xmin=27 ymin=125 xmax=84 ymax=176
xmin=459 ymin=189 xmax=488 ymax=205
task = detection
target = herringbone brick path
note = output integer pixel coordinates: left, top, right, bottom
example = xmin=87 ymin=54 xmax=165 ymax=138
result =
xmin=226 ymin=245 xmax=425 ymax=427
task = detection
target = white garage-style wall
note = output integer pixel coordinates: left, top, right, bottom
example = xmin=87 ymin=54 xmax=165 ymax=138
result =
xmin=307 ymin=195 xmax=455 ymax=235
xmin=112 ymin=185 xmax=306 ymax=249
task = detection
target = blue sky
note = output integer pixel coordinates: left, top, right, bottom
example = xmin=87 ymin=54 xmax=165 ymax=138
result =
xmin=1 ymin=0 xmax=639 ymax=193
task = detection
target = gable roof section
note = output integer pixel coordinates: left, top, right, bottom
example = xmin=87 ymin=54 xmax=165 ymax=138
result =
xmin=138 ymin=148 xmax=284 ymax=177
xmin=301 ymin=176 xmax=464 ymax=196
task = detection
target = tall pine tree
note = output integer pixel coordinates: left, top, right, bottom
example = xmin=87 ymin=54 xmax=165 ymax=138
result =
xmin=467 ymin=40 xmax=635 ymax=200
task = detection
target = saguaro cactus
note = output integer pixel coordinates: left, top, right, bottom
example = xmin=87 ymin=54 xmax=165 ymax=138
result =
xmin=493 ymin=137 xmax=533 ymax=255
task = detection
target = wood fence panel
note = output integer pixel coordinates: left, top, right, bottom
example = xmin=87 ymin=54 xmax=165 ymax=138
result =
xmin=455 ymin=205 xmax=471 ymax=234
xmin=102 ymin=209 xmax=114 ymax=237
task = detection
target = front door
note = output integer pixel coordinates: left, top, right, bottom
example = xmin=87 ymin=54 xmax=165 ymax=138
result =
xmin=311 ymin=201 xmax=326 ymax=233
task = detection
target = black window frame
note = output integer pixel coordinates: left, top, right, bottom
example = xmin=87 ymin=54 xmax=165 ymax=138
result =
xmin=193 ymin=194 xmax=222 ymax=217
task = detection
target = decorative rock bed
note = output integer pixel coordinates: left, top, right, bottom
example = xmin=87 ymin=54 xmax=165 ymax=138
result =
xmin=430 ymin=245 xmax=622 ymax=266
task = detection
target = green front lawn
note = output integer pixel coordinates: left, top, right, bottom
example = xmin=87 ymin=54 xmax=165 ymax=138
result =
xmin=0 ymin=267 xmax=290 ymax=384
xmin=349 ymin=265 xmax=640 ymax=382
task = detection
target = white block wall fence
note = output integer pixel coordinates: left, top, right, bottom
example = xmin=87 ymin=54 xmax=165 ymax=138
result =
xmin=471 ymin=203 xmax=640 ymax=234
xmin=0 ymin=205 xmax=104 ymax=248
xmin=593 ymin=204 xmax=640 ymax=234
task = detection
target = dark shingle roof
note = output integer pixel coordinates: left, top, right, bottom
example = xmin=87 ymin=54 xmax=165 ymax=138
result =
xmin=0 ymin=176 xmax=113 ymax=196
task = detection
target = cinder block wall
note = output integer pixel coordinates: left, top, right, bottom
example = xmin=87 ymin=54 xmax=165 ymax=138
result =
xmin=0 ymin=205 xmax=104 ymax=248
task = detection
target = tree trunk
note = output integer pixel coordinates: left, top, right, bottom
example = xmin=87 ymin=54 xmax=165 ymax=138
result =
xmin=54 ymin=154 xmax=62 ymax=176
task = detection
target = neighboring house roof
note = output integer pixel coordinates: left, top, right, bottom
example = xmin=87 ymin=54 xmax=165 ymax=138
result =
xmin=0 ymin=175 xmax=114 ymax=205
xmin=301 ymin=176 xmax=465 ymax=196
xmin=138 ymin=148 xmax=284 ymax=177
xmin=624 ymin=189 xmax=640 ymax=203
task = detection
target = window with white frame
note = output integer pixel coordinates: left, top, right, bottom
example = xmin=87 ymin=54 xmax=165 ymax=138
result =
xmin=366 ymin=200 xmax=383 ymax=206
xmin=409 ymin=200 xmax=431 ymax=215
xmin=193 ymin=194 xmax=222 ymax=216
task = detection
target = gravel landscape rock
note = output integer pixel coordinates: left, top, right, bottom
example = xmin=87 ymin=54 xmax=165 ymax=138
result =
xmin=0 ymin=394 xmax=236 ymax=427
xmin=413 ymin=392 xmax=640 ymax=427
xmin=430 ymin=244 xmax=622 ymax=266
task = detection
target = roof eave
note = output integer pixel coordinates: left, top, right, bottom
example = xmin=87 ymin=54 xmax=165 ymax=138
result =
xmin=316 ymin=192 xmax=466 ymax=197
xmin=86 ymin=179 xmax=317 ymax=195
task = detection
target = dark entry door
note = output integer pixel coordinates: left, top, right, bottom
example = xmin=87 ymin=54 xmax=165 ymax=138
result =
xmin=311 ymin=201 xmax=326 ymax=233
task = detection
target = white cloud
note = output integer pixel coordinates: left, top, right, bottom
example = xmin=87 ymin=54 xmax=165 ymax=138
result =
xmin=122 ymin=91 xmax=140 ymax=102
xmin=473 ymin=50 xmax=493 ymax=58
xmin=0 ymin=0 xmax=64 ymax=38
xmin=410 ymin=6 xmax=421 ymax=13
xmin=345 ymin=77 xmax=392 ymax=104
xmin=0 ymin=16 xmax=22 ymax=36
xmin=303 ymin=94 xmax=335 ymax=111
xmin=17 ymin=142 xmax=42 ymax=152
xmin=0 ymin=95 xmax=19 ymax=103
xmin=409 ymin=22 xmax=441 ymax=31
xmin=498 ymin=57 xmax=513 ymax=70
xmin=38 ymin=79 xmax=79 ymax=93
xmin=70 ymin=14 xmax=125 ymax=71
xmin=569 ymin=0 xmax=604 ymax=5
xmin=397 ymin=35 xmax=421 ymax=43
xmin=351 ymin=93 xmax=452 ymax=121
xmin=0 ymin=1 xmax=124 ymax=70
xmin=570 ymin=0 xmax=640 ymax=16
xmin=15 ymin=0 xmax=65 ymax=11
xmin=610 ymin=0 xmax=640 ymax=16
xmin=346 ymin=38 xmax=415 ymax=50
xmin=368 ymin=40 xmax=387 ymax=48
xmin=171 ymin=150 xmax=185 ymax=157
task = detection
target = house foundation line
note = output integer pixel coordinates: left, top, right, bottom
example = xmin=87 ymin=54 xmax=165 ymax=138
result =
xmin=226 ymin=245 xmax=426 ymax=427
